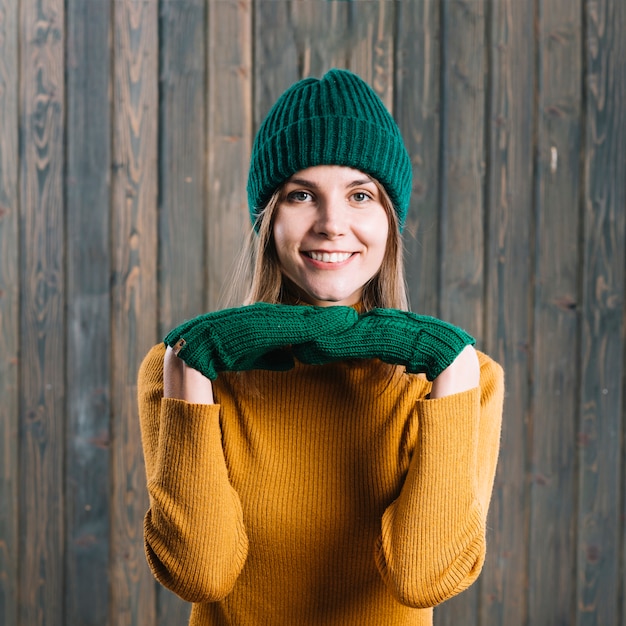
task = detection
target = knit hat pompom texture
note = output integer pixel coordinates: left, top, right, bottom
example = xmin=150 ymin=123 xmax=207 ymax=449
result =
xmin=247 ymin=69 xmax=412 ymax=231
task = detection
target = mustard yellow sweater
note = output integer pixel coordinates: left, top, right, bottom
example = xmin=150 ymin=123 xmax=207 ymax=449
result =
xmin=138 ymin=344 xmax=503 ymax=625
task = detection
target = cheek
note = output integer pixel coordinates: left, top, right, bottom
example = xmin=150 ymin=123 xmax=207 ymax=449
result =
xmin=272 ymin=213 xmax=303 ymax=269
xmin=272 ymin=225 xmax=293 ymax=263
xmin=362 ymin=213 xmax=390 ymax=254
xmin=272 ymin=208 xmax=298 ymax=247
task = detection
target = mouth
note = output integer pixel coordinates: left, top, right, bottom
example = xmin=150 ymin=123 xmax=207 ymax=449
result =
xmin=305 ymin=251 xmax=354 ymax=263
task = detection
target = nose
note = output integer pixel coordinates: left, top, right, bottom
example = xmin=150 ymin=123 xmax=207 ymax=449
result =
xmin=314 ymin=196 xmax=346 ymax=238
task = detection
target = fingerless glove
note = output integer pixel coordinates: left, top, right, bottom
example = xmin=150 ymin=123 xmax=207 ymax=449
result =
xmin=293 ymin=308 xmax=475 ymax=380
xmin=164 ymin=302 xmax=358 ymax=380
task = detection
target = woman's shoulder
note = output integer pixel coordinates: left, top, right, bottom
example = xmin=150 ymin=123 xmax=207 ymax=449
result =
xmin=476 ymin=350 xmax=503 ymax=376
xmin=138 ymin=342 xmax=167 ymax=385
xmin=475 ymin=349 xmax=505 ymax=398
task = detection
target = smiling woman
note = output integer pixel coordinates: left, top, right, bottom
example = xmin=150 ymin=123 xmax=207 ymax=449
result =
xmin=271 ymin=165 xmax=390 ymax=307
xmin=241 ymin=167 xmax=408 ymax=310
xmin=137 ymin=68 xmax=504 ymax=626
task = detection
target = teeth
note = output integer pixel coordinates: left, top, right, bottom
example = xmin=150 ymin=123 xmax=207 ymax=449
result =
xmin=308 ymin=251 xmax=352 ymax=263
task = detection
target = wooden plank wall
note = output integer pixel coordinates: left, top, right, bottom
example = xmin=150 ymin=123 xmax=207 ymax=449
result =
xmin=0 ymin=1 xmax=624 ymax=625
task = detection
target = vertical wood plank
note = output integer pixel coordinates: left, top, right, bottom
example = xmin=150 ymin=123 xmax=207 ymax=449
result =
xmin=279 ymin=0 xmax=351 ymax=78
xmin=253 ymin=0 xmax=350 ymax=127
xmin=438 ymin=0 xmax=486 ymax=335
xmin=18 ymin=0 xmax=65 ymax=624
xmin=529 ymin=0 xmax=582 ymax=623
xmin=253 ymin=0 xmax=302 ymax=124
xmin=253 ymin=1 xmax=393 ymax=140
xmin=156 ymin=0 xmax=206 ymax=621
xmin=576 ymin=0 xmax=626 ymax=623
xmin=111 ymin=0 xmax=158 ymax=624
xmin=65 ymin=0 xmax=112 ymax=624
xmin=395 ymin=0 xmax=441 ymax=316
xmin=0 ymin=0 xmax=19 ymax=623
xmin=435 ymin=2 xmax=486 ymax=621
xmin=159 ymin=0 xmax=206 ymax=331
xmin=346 ymin=0 xmax=395 ymax=108
xmin=480 ymin=1 xmax=535 ymax=624
xmin=206 ymin=0 xmax=252 ymax=309
xmin=434 ymin=2 xmax=487 ymax=622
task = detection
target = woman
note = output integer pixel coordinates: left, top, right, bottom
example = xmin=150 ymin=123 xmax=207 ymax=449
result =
xmin=138 ymin=68 xmax=504 ymax=626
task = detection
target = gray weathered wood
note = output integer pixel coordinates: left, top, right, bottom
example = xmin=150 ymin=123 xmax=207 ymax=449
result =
xmin=0 ymin=0 xmax=19 ymax=623
xmin=253 ymin=1 xmax=395 ymax=129
xmin=157 ymin=0 xmax=207 ymax=621
xmin=396 ymin=0 xmax=441 ymax=317
xmin=110 ymin=0 xmax=159 ymax=624
xmin=159 ymin=0 xmax=206 ymax=333
xmin=254 ymin=0 xmax=302 ymax=130
xmin=346 ymin=0 xmax=395 ymax=109
xmin=280 ymin=0 xmax=351 ymax=77
xmin=529 ymin=1 xmax=583 ymax=623
xmin=255 ymin=0 xmax=394 ymax=114
xmin=435 ymin=2 xmax=486 ymax=621
xmin=19 ymin=1 xmax=65 ymax=624
xmin=481 ymin=1 xmax=535 ymax=624
xmin=576 ymin=0 xmax=626 ymax=623
xmin=65 ymin=0 xmax=113 ymax=623
xmin=206 ymin=0 xmax=253 ymax=310
xmin=438 ymin=0 xmax=486 ymax=335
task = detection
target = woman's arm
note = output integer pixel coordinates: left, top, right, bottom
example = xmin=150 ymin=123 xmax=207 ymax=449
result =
xmin=375 ymin=351 xmax=504 ymax=608
xmin=138 ymin=344 xmax=248 ymax=602
xmin=163 ymin=345 xmax=215 ymax=403
xmin=429 ymin=344 xmax=480 ymax=399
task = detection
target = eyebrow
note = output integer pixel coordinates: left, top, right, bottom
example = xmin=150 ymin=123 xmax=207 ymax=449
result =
xmin=286 ymin=176 xmax=375 ymax=189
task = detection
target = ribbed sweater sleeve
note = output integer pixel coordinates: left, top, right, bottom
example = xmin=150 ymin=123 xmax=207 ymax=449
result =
xmin=137 ymin=343 xmax=249 ymax=603
xmin=375 ymin=354 xmax=504 ymax=608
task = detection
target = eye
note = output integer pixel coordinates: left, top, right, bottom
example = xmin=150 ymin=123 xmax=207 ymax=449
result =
xmin=287 ymin=190 xmax=313 ymax=202
xmin=351 ymin=191 xmax=372 ymax=203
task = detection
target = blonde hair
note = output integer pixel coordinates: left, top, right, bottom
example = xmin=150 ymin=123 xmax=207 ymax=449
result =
xmin=222 ymin=180 xmax=410 ymax=311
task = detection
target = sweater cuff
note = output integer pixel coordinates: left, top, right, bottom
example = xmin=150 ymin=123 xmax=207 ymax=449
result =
xmin=416 ymin=387 xmax=480 ymax=430
xmin=162 ymin=396 xmax=221 ymax=419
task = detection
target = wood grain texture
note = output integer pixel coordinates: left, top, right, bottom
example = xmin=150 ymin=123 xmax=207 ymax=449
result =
xmin=253 ymin=0 xmax=355 ymax=129
xmin=434 ymin=3 xmax=486 ymax=621
xmin=345 ymin=0 xmax=394 ymax=109
xmin=0 ymin=0 xmax=19 ymax=624
xmin=111 ymin=0 xmax=159 ymax=624
xmin=480 ymin=1 xmax=535 ymax=624
xmin=529 ymin=0 xmax=582 ymax=623
xmin=253 ymin=1 xmax=394 ymax=130
xmin=576 ymin=0 xmax=626 ymax=623
xmin=395 ymin=0 xmax=441 ymax=317
xmin=278 ymin=0 xmax=351 ymax=77
xmin=253 ymin=0 xmax=302 ymax=126
xmin=18 ymin=1 xmax=65 ymax=625
xmin=437 ymin=0 xmax=486 ymax=342
xmin=65 ymin=0 xmax=112 ymax=624
xmin=206 ymin=0 xmax=252 ymax=309
xmin=159 ymin=0 xmax=206 ymax=333
xmin=156 ymin=0 xmax=206 ymax=621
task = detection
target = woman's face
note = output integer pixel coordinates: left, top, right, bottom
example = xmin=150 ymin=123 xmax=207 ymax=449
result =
xmin=272 ymin=165 xmax=390 ymax=307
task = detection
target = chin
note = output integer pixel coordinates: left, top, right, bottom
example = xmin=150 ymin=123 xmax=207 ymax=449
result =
xmin=283 ymin=277 xmax=361 ymax=307
xmin=307 ymin=293 xmax=360 ymax=307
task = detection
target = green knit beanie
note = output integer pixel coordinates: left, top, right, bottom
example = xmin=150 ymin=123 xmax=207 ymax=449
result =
xmin=247 ymin=68 xmax=413 ymax=231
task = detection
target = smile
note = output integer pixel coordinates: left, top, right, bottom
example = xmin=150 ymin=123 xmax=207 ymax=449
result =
xmin=306 ymin=251 xmax=353 ymax=263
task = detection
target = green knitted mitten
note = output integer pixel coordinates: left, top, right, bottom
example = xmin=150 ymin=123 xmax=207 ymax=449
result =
xmin=292 ymin=308 xmax=475 ymax=381
xmin=164 ymin=302 xmax=358 ymax=380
